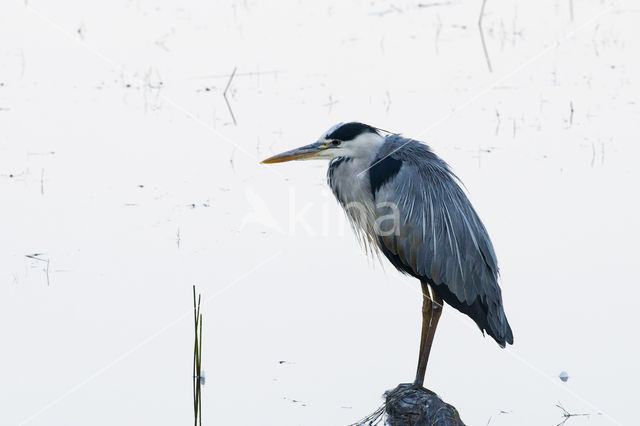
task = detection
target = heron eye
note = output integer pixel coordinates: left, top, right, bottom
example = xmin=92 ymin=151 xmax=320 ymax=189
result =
xmin=331 ymin=140 xmax=341 ymax=146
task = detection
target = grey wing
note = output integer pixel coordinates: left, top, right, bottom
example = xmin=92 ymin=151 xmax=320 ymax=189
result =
xmin=371 ymin=138 xmax=513 ymax=346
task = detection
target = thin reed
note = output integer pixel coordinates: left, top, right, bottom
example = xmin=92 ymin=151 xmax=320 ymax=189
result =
xmin=193 ymin=285 xmax=203 ymax=426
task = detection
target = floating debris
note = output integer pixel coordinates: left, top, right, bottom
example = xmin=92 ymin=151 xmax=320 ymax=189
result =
xmin=559 ymin=371 xmax=569 ymax=382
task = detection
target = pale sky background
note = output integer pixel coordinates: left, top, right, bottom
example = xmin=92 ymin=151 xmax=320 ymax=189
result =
xmin=1 ymin=0 xmax=639 ymax=425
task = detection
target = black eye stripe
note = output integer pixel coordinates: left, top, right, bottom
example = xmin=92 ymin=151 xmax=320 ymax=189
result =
xmin=325 ymin=122 xmax=379 ymax=140
xmin=331 ymin=140 xmax=341 ymax=146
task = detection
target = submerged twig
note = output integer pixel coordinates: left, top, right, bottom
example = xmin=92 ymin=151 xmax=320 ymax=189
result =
xmin=569 ymin=0 xmax=574 ymax=22
xmin=25 ymin=253 xmax=50 ymax=286
xmin=229 ymin=148 xmax=236 ymax=173
xmin=556 ymin=402 xmax=589 ymax=426
xmin=385 ymin=90 xmax=392 ymax=113
xmin=479 ymin=0 xmax=493 ymax=72
xmin=223 ymin=67 xmax=238 ymax=126
xmin=569 ymin=101 xmax=574 ymax=126
xmin=323 ymin=95 xmax=338 ymax=114
xmin=193 ymin=70 xmax=282 ymax=79
xmin=434 ymin=14 xmax=442 ymax=55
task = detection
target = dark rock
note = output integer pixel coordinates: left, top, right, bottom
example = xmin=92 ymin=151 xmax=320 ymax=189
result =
xmin=350 ymin=384 xmax=465 ymax=426
xmin=384 ymin=384 xmax=465 ymax=426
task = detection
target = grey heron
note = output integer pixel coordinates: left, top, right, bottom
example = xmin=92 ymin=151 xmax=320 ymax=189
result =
xmin=261 ymin=122 xmax=513 ymax=388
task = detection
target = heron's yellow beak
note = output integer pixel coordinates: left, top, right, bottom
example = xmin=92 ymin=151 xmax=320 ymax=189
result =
xmin=261 ymin=142 xmax=329 ymax=164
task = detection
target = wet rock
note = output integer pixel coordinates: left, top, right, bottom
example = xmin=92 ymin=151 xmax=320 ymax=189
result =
xmin=384 ymin=384 xmax=465 ymax=426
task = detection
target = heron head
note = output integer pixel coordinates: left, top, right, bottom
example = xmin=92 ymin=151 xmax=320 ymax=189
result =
xmin=261 ymin=122 xmax=385 ymax=164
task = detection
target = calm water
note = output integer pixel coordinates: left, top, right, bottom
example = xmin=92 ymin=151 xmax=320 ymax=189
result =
xmin=1 ymin=1 xmax=638 ymax=425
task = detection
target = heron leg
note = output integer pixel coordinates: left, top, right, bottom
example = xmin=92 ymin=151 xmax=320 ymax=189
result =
xmin=413 ymin=282 xmax=443 ymax=388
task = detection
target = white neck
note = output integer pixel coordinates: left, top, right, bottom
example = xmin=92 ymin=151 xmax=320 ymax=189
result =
xmin=331 ymin=132 xmax=385 ymax=162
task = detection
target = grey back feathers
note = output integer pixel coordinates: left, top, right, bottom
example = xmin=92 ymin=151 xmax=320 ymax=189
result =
xmin=328 ymin=133 xmax=513 ymax=347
